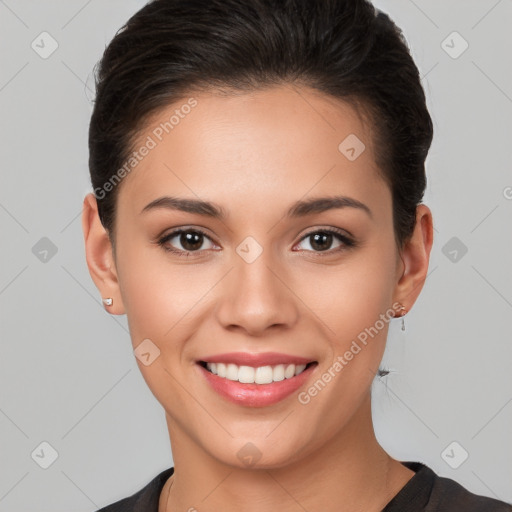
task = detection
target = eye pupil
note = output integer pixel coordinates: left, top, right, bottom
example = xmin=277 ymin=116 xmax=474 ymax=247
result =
xmin=181 ymin=231 xmax=203 ymax=251
xmin=310 ymin=232 xmax=332 ymax=251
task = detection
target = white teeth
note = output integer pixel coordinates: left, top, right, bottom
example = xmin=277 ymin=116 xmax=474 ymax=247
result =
xmin=216 ymin=363 xmax=226 ymax=378
xmin=294 ymin=364 xmax=306 ymax=375
xmin=226 ymin=363 xmax=239 ymax=381
xmin=255 ymin=366 xmax=273 ymax=384
xmin=273 ymin=364 xmax=285 ymax=381
xmin=204 ymin=362 xmax=309 ymax=384
xmin=284 ymin=364 xmax=295 ymax=379
xmin=238 ymin=366 xmax=255 ymax=383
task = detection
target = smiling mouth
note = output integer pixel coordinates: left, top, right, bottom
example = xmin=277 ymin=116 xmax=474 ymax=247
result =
xmin=198 ymin=361 xmax=317 ymax=384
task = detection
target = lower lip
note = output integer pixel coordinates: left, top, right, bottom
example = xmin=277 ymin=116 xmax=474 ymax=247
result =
xmin=197 ymin=363 xmax=317 ymax=407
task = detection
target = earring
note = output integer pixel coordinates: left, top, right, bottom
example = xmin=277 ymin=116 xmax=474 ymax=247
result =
xmin=102 ymin=297 xmax=113 ymax=306
xmin=396 ymin=303 xmax=407 ymax=331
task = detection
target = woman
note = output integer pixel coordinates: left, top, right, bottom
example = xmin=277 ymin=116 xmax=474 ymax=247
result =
xmin=82 ymin=0 xmax=511 ymax=510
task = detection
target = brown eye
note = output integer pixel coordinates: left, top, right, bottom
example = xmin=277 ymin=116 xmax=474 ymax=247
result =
xmin=295 ymin=229 xmax=355 ymax=253
xmin=309 ymin=232 xmax=334 ymax=251
xmin=178 ymin=231 xmax=204 ymax=251
xmin=158 ymin=229 xmax=215 ymax=254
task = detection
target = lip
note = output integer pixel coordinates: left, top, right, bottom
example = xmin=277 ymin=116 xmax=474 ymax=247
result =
xmin=196 ymin=353 xmax=318 ymax=407
xmin=198 ymin=351 xmax=314 ymax=367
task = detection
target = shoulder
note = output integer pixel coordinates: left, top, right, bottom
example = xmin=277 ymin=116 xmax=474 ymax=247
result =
xmin=398 ymin=461 xmax=511 ymax=512
xmin=95 ymin=467 xmax=174 ymax=512
xmin=428 ymin=468 xmax=511 ymax=512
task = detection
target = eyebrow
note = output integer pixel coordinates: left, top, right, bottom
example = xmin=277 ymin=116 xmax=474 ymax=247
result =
xmin=140 ymin=195 xmax=372 ymax=219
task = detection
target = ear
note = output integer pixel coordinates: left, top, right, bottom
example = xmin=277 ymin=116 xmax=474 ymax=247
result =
xmin=393 ymin=204 xmax=434 ymax=313
xmin=82 ymin=193 xmax=126 ymax=315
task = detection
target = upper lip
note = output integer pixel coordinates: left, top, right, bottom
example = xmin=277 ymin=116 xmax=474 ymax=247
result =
xmin=198 ymin=352 xmax=316 ymax=367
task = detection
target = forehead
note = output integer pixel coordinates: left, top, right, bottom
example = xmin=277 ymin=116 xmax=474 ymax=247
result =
xmin=117 ymin=85 xmax=388 ymax=220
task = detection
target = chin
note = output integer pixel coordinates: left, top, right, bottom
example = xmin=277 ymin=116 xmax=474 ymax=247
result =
xmin=202 ymin=433 xmax=309 ymax=471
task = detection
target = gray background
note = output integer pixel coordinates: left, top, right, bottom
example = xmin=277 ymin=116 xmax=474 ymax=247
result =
xmin=1 ymin=1 xmax=511 ymax=510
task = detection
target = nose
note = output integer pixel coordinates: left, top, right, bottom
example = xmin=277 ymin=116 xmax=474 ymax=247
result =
xmin=215 ymin=247 xmax=300 ymax=336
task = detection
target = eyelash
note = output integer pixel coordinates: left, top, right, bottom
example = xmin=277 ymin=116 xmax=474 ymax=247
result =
xmin=156 ymin=227 xmax=356 ymax=258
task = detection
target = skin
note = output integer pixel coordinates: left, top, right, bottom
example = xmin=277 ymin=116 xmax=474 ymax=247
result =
xmin=82 ymin=84 xmax=433 ymax=512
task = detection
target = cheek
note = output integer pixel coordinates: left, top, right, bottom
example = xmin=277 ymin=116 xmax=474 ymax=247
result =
xmin=115 ymin=239 xmax=203 ymax=345
xmin=299 ymin=243 xmax=397 ymax=419
xmin=296 ymin=242 xmax=397 ymax=343
xmin=115 ymin=244 xmax=204 ymax=409
xmin=291 ymin=242 xmax=397 ymax=433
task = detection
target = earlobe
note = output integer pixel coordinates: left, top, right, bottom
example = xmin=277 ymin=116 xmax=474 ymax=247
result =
xmin=81 ymin=193 xmax=126 ymax=315
xmin=393 ymin=204 xmax=434 ymax=312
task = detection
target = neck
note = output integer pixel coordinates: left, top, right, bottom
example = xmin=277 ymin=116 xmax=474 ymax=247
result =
xmin=160 ymin=392 xmax=414 ymax=512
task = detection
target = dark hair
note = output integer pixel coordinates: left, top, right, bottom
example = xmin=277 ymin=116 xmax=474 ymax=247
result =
xmin=89 ymin=0 xmax=433 ymax=250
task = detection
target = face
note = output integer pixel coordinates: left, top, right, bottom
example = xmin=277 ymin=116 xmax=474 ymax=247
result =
xmin=101 ymin=85 xmax=407 ymax=468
